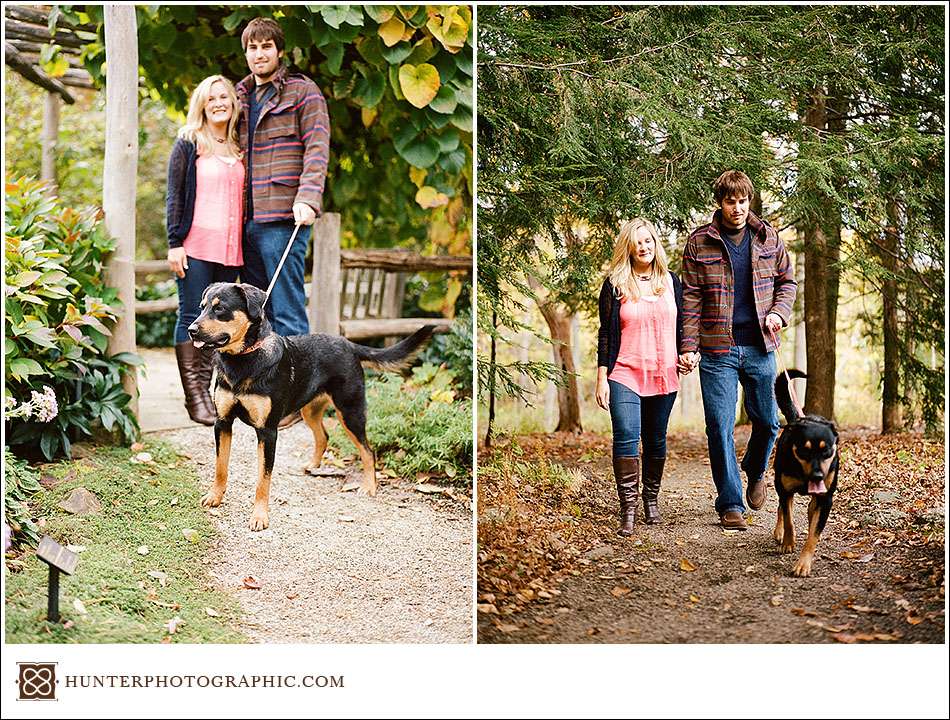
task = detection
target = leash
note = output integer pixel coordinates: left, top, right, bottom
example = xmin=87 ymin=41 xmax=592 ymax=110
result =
xmin=261 ymin=222 xmax=303 ymax=310
xmin=209 ymin=222 xmax=303 ymax=396
xmin=769 ymin=326 xmax=804 ymax=417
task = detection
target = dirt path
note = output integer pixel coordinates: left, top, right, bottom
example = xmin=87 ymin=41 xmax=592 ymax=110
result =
xmin=158 ymin=421 xmax=472 ymax=643
xmin=479 ymin=430 xmax=944 ymax=644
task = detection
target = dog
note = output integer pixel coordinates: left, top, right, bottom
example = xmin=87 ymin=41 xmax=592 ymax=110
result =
xmin=772 ymin=369 xmax=840 ymax=577
xmin=188 ymin=282 xmax=435 ymax=531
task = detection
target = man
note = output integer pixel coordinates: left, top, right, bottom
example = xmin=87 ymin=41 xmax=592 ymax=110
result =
xmin=235 ymin=17 xmax=330 ymax=427
xmin=679 ymin=170 xmax=797 ymax=529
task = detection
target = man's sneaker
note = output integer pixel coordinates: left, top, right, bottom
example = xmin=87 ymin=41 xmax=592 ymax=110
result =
xmin=746 ymin=477 xmax=767 ymax=511
xmin=720 ymin=510 xmax=748 ymax=530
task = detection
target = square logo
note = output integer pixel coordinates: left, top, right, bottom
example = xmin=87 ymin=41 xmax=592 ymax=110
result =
xmin=17 ymin=663 xmax=57 ymax=701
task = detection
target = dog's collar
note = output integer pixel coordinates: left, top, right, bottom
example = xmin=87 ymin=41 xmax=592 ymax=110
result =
xmin=235 ymin=337 xmax=267 ymax=355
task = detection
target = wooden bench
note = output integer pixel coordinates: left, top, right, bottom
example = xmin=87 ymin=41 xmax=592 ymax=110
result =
xmin=134 ymin=212 xmax=471 ymax=341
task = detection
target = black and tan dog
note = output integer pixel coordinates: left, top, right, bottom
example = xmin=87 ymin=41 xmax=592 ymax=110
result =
xmin=773 ymin=369 xmax=840 ymax=577
xmin=188 ymin=282 xmax=434 ymax=531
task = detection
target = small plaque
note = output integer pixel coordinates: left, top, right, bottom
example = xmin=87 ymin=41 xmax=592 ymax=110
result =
xmin=36 ymin=537 xmax=79 ymax=576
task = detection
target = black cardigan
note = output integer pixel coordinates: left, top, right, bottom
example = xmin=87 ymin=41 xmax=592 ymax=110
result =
xmin=165 ymin=138 xmax=198 ymax=249
xmin=597 ymin=272 xmax=684 ymax=374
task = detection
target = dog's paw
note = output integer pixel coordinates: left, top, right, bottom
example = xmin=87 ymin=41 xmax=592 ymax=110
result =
xmin=249 ymin=509 xmax=269 ymax=531
xmin=792 ymin=554 xmax=813 ymax=577
xmin=773 ymin=525 xmax=784 ymax=544
xmin=201 ymin=491 xmax=223 ymax=508
xmin=780 ymin=539 xmax=796 ymax=555
xmin=357 ymin=481 xmax=378 ymax=498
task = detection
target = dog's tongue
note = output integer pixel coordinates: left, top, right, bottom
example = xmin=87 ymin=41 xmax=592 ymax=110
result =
xmin=193 ymin=340 xmax=205 ymax=349
xmin=808 ymin=479 xmax=827 ymax=495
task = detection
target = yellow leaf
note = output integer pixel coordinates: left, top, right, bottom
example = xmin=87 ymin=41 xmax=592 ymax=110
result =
xmin=361 ymin=107 xmax=378 ymax=128
xmin=679 ymin=558 xmax=697 ymax=572
xmin=426 ymin=8 xmax=468 ymax=53
xmin=409 ymin=166 xmax=427 ymax=188
xmin=415 ymin=185 xmax=449 ymax=209
xmin=689 ymin=594 xmax=700 ymax=603
xmin=399 ymin=63 xmax=441 ymax=108
xmin=431 ymin=389 xmax=456 ymax=404
xmin=378 ymin=16 xmax=406 ymax=47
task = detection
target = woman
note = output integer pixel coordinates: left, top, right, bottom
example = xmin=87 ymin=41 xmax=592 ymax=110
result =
xmin=596 ymin=218 xmax=687 ymax=536
xmin=166 ymin=75 xmax=244 ymax=425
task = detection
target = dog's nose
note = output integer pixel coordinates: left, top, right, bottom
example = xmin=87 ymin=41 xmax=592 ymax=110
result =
xmin=187 ymin=322 xmax=198 ymax=335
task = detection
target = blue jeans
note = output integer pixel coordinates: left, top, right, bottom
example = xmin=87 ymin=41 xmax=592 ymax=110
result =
xmin=242 ymin=219 xmax=311 ymax=336
xmin=607 ymin=380 xmax=677 ymax=458
xmin=174 ymin=256 xmax=240 ymax=344
xmin=698 ymin=345 xmax=779 ymax=515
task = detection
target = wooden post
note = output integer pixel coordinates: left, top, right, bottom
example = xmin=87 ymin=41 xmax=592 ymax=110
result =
xmin=102 ymin=6 xmax=139 ymax=417
xmin=41 ymin=92 xmax=60 ymax=192
xmin=310 ymin=212 xmax=341 ymax=334
xmin=380 ymin=271 xmax=405 ymax=346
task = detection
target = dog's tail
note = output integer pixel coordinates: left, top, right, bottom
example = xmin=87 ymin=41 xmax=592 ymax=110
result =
xmin=775 ymin=368 xmax=807 ymax=424
xmin=350 ymin=325 xmax=437 ymax=372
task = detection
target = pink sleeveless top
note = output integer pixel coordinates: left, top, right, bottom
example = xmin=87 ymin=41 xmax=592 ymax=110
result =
xmin=607 ymin=273 xmax=680 ymax=397
xmin=182 ymin=154 xmax=244 ymax=267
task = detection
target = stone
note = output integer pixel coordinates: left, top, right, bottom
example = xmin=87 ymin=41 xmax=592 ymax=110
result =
xmin=58 ymin=487 xmax=102 ymax=516
xmin=583 ymin=545 xmax=615 ymax=561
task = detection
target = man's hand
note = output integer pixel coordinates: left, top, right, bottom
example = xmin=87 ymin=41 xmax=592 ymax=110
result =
xmin=765 ymin=312 xmax=783 ymax=334
xmin=292 ymin=202 xmax=317 ymax=226
xmin=677 ymin=352 xmax=699 ymax=375
xmin=167 ymin=247 xmax=188 ymax=279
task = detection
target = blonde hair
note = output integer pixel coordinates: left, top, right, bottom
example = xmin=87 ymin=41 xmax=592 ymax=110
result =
xmin=606 ymin=218 xmax=670 ymax=302
xmin=178 ymin=75 xmax=242 ymax=158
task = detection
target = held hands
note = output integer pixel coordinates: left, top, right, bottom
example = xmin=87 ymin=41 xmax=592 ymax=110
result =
xmin=167 ymin=247 xmax=188 ymax=278
xmin=677 ymin=352 xmax=699 ymax=375
xmin=765 ymin=312 xmax=783 ymax=335
xmin=292 ymin=202 xmax=317 ymax=226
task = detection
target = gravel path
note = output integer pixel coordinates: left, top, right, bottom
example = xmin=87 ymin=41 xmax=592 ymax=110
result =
xmin=159 ymin=421 xmax=473 ymax=643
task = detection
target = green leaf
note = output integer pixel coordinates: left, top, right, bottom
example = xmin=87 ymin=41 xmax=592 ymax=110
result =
xmin=433 ymin=52 xmax=458 ymax=84
xmin=399 ymin=63 xmax=441 ymax=108
xmin=8 ymin=358 xmax=44 ymax=381
xmin=380 ymin=41 xmax=413 ymax=65
xmin=396 ymin=135 xmax=440 ymax=169
xmin=449 ymin=104 xmax=472 ymax=132
xmin=364 ymin=6 xmax=397 ymax=23
xmin=110 ymin=352 xmax=145 ymax=366
xmin=10 ymin=271 xmax=42 ymax=288
xmin=321 ymin=6 xmax=350 ymax=29
xmin=353 ymin=69 xmax=386 ymax=108
xmin=222 ymin=10 xmax=245 ymax=32
xmin=434 ymin=128 xmax=461 ymax=153
xmin=405 ymin=37 xmax=438 ymax=65
xmin=455 ymin=51 xmax=472 ymax=77
xmin=429 ymin=85 xmax=458 ymax=115
xmin=323 ymin=42 xmax=345 ymax=76
xmin=440 ymin=148 xmax=466 ymax=175
xmin=388 ymin=65 xmax=406 ymax=100
xmin=356 ymin=35 xmax=386 ymax=68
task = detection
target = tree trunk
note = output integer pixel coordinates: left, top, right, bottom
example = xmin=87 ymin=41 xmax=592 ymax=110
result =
xmin=102 ymin=6 xmax=139 ymax=418
xmin=793 ymin=242 xmax=807 ymax=403
xmin=538 ymin=304 xmax=582 ymax=433
xmin=802 ymin=87 xmax=842 ymax=420
xmin=485 ymin=310 xmax=498 ymax=448
xmin=880 ymin=196 xmax=901 ymax=432
xmin=41 ymin=92 xmax=60 ymax=192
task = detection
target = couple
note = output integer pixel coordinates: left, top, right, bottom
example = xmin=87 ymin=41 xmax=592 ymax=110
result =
xmin=165 ymin=17 xmax=329 ymax=428
xmin=596 ymin=170 xmax=797 ymax=535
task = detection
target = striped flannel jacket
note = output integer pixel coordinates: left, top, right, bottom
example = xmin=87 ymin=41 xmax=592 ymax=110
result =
xmin=680 ymin=210 xmax=797 ymax=354
xmin=236 ymin=65 xmax=330 ymax=222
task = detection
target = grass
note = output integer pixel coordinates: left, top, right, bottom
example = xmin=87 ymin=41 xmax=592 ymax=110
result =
xmin=4 ymin=440 xmax=245 ymax=644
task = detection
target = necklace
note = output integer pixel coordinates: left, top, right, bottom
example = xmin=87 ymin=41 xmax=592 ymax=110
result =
xmin=636 ymin=273 xmax=652 ymax=281
xmin=214 ymin=136 xmax=226 ymax=144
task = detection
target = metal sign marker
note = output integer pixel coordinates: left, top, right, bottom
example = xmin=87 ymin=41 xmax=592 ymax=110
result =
xmin=36 ymin=536 xmax=79 ymax=623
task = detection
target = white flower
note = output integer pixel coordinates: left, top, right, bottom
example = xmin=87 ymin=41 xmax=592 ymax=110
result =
xmin=29 ymin=386 xmax=58 ymax=423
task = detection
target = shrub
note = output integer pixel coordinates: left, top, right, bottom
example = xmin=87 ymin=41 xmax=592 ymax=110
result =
xmin=135 ymin=279 xmax=177 ymax=348
xmin=417 ymin=310 xmax=473 ymax=395
xmin=333 ymin=364 xmax=472 ymax=484
xmin=3 ymin=449 xmax=43 ymax=548
xmin=4 ymin=178 xmax=140 ymax=460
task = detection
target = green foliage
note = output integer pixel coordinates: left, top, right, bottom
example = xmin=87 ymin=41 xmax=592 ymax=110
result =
xmin=135 ymin=279 xmax=178 ymax=348
xmin=330 ymin=367 xmax=472 ymax=483
xmin=416 ymin=312 xmax=473 ymax=395
xmin=2 ymin=73 xmax=179 ymax=262
xmin=4 ymin=179 xmax=141 ymax=460
xmin=4 ymin=442 xmax=245 ymax=643
xmin=3 ymin=449 xmax=43 ymax=548
xmin=62 ymin=4 xmax=472 ymax=273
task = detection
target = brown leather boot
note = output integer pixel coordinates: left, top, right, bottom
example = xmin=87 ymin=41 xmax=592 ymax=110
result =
xmin=642 ymin=455 xmax=665 ymax=525
xmin=613 ymin=456 xmax=640 ymax=537
xmin=175 ymin=341 xmax=216 ymax=426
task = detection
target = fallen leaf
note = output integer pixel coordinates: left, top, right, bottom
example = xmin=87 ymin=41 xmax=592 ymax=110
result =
xmin=791 ymin=607 xmax=819 ymax=617
xmin=181 ymin=528 xmax=198 ymax=543
xmin=689 ymin=594 xmax=700 ymax=603
xmin=208 ymin=509 xmax=221 ymax=517
xmin=770 ymin=594 xmax=784 ymax=607
xmin=133 ymin=452 xmax=153 ymax=464
xmin=66 ymin=544 xmax=86 ymax=554
xmin=906 ymin=612 xmax=924 ymax=625
xmin=338 ymin=515 xmax=355 ymax=523
xmin=62 ymin=620 xmax=75 ymax=630
xmin=855 ymin=553 xmax=875 ymax=563
xmin=169 ymin=497 xmax=179 ymax=507
xmin=536 ymin=617 xmax=555 ymax=626
xmin=204 ymin=607 xmax=220 ymax=617
xmin=137 ymin=545 xmax=149 ymax=556
xmin=744 ymin=565 xmax=756 ymax=573
xmin=165 ymin=616 xmax=183 ymax=634
xmin=147 ymin=570 xmax=168 ymax=587
xmin=850 ymin=605 xmax=884 ymax=615
xmin=610 ymin=586 xmax=632 ymax=597
xmin=73 ymin=598 xmax=88 ymax=615
xmin=477 ymin=603 xmax=498 ymax=615
xmin=131 ymin=442 xmax=146 ymax=452
xmin=497 ymin=623 xmax=520 ymax=633
xmin=242 ymin=576 xmax=262 ymax=590
xmin=286 ymin=593 xmax=299 ymax=600
xmin=679 ymin=558 xmax=697 ymax=572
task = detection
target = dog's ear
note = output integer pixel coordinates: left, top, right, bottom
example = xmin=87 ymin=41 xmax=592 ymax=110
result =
xmin=236 ymin=284 xmax=267 ymax=322
xmin=200 ymin=283 xmax=220 ymax=308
